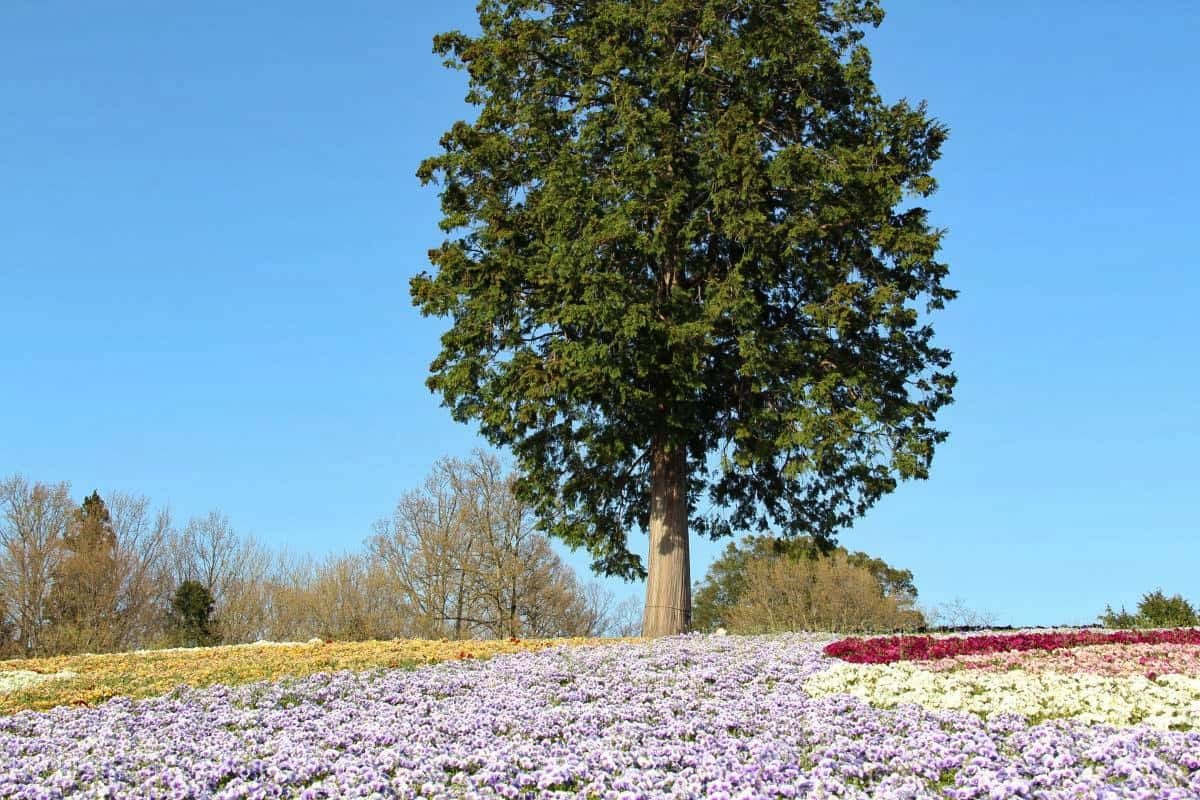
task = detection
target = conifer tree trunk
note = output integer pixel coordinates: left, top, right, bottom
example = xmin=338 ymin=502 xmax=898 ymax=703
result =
xmin=642 ymin=441 xmax=690 ymax=636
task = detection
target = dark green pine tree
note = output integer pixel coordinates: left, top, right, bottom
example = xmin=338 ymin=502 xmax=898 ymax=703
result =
xmin=413 ymin=0 xmax=956 ymax=636
xmin=168 ymin=580 xmax=220 ymax=648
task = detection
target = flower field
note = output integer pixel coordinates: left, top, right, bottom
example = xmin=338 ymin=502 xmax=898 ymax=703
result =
xmin=823 ymin=629 xmax=1200 ymax=665
xmin=2 ymin=632 xmax=1200 ymax=798
xmin=0 ymin=637 xmax=621 ymax=717
xmin=809 ymin=630 xmax=1200 ymax=731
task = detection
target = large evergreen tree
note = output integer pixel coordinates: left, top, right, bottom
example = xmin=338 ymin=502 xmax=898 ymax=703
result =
xmin=413 ymin=0 xmax=955 ymax=635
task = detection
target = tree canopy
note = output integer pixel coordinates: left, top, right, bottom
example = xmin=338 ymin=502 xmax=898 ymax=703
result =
xmin=413 ymin=0 xmax=955 ymax=634
xmin=692 ymin=533 xmax=922 ymax=632
xmin=1099 ymin=589 xmax=1199 ymax=630
xmin=169 ymin=580 xmax=220 ymax=648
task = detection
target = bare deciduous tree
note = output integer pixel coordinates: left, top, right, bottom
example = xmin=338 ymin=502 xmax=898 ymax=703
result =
xmin=465 ymin=454 xmax=585 ymax=637
xmin=2 ymin=458 xmax=619 ymax=655
xmin=209 ymin=537 xmax=274 ymax=644
xmin=169 ymin=511 xmax=241 ymax=601
xmin=370 ymin=458 xmax=478 ymax=638
xmin=922 ymin=597 xmax=998 ymax=629
xmin=0 ymin=475 xmax=73 ymax=656
xmin=284 ymin=553 xmax=408 ymax=642
xmin=166 ymin=511 xmax=274 ymax=643
xmin=255 ymin=548 xmax=317 ymax=642
xmin=106 ymin=492 xmax=173 ymax=649
xmin=370 ymin=452 xmax=610 ymax=639
xmin=605 ymin=594 xmax=645 ymax=638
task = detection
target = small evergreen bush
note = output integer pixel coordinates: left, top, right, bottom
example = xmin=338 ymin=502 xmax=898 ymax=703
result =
xmin=168 ymin=580 xmax=221 ymax=647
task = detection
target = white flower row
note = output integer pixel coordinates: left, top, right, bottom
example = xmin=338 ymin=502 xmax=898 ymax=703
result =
xmin=121 ymin=638 xmax=326 ymax=657
xmin=804 ymin=662 xmax=1200 ymax=730
xmin=0 ymin=669 xmax=78 ymax=694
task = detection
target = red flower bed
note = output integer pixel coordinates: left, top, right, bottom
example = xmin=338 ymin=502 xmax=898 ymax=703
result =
xmin=824 ymin=628 xmax=1200 ymax=664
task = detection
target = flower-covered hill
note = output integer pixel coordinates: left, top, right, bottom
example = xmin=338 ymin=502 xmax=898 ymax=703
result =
xmin=3 ymin=634 xmax=1200 ymax=798
xmin=0 ymin=636 xmax=629 ymax=716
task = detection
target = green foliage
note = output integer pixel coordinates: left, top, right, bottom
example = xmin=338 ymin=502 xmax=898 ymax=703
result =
xmin=690 ymin=539 xmax=759 ymax=633
xmin=169 ymin=580 xmax=220 ymax=647
xmin=413 ymin=0 xmax=955 ymax=577
xmin=692 ymin=534 xmax=923 ymax=632
xmin=1137 ymin=590 xmax=1199 ymax=628
xmin=1097 ymin=605 xmax=1140 ymax=629
xmin=1098 ymin=589 xmax=1199 ymax=629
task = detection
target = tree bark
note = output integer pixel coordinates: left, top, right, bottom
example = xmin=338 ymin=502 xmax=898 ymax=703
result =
xmin=642 ymin=441 xmax=691 ymax=636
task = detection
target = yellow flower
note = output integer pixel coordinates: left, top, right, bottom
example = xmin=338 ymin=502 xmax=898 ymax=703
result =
xmin=0 ymin=636 xmax=639 ymax=715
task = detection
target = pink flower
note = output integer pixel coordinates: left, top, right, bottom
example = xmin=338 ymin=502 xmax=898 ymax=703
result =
xmin=825 ymin=628 xmax=1200 ymax=665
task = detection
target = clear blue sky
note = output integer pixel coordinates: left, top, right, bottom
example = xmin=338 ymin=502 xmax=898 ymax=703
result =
xmin=2 ymin=1 xmax=1197 ymax=627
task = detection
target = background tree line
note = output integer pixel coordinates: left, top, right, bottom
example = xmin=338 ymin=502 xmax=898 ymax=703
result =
xmin=0 ymin=452 xmax=640 ymax=658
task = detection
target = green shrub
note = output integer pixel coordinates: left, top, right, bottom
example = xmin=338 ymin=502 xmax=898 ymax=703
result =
xmin=693 ymin=535 xmax=924 ymax=634
xmin=1098 ymin=588 xmax=1198 ymax=629
xmin=1097 ymin=604 xmax=1140 ymax=629
xmin=168 ymin=580 xmax=221 ymax=647
xmin=1136 ymin=589 xmax=1198 ymax=627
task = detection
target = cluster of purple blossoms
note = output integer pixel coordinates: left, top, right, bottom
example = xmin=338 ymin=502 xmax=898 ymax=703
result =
xmin=1 ymin=634 xmax=1198 ymax=798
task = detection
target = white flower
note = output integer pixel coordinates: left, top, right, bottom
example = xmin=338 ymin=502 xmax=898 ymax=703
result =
xmin=0 ymin=670 xmax=78 ymax=694
xmin=804 ymin=663 xmax=1200 ymax=730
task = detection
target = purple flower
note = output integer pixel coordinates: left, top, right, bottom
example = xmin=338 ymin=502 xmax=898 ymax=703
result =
xmin=0 ymin=635 xmax=1197 ymax=798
